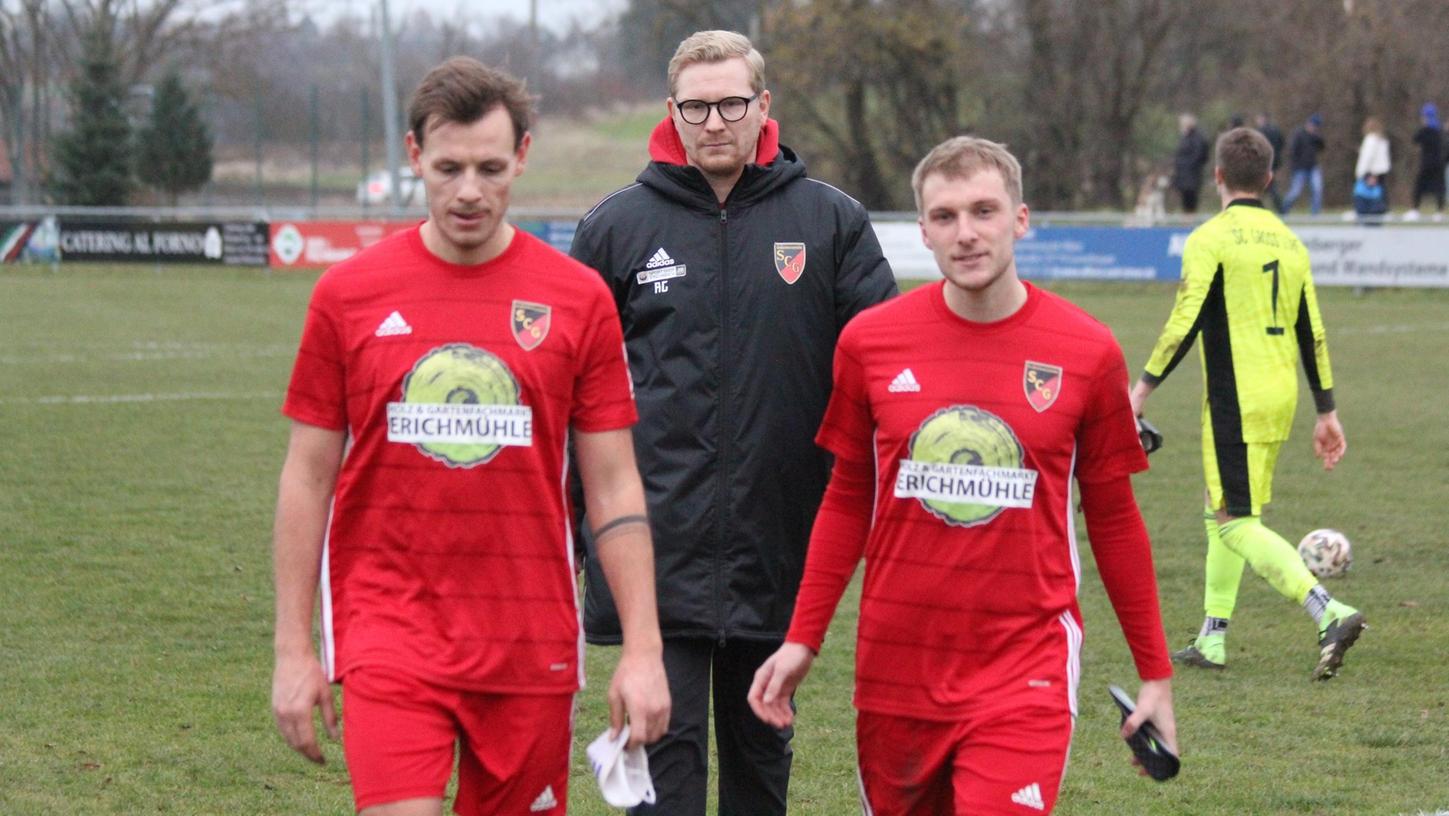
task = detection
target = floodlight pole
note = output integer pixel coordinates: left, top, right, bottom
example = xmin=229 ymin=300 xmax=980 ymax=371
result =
xmin=379 ymin=0 xmax=404 ymax=212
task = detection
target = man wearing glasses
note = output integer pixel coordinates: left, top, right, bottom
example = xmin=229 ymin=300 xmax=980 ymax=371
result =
xmin=571 ymin=29 xmax=896 ymax=816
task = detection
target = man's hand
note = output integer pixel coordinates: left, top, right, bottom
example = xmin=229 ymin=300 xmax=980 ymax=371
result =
xmin=1123 ymin=678 xmax=1178 ymax=761
xmin=271 ymin=651 xmax=337 ymax=764
xmin=608 ymin=648 xmax=671 ymax=749
xmin=747 ymin=642 xmax=816 ymax=729
xmin=1129 ymin=379 xmax=1155 ymax=419
xmin=1313 ymin=410 xmax=1346 ymax=471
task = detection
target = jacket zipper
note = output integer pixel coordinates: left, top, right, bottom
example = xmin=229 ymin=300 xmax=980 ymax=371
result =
xmin=714 ymin=206 xmax=729 ymax=646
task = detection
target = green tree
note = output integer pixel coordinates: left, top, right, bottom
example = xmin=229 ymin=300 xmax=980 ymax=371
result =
xmin=49 ymin=22 xmax=133 ymax=206
xmin=135 ymin=69 xmax=213 ymax=205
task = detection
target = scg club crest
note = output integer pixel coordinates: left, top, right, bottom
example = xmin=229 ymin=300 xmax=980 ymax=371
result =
xmin=773 ymin=242 xmax=806 ymax=285
xmin=386 ymin=343 xmax=534 ymax=468
xmin=1024 ymin=361 xmax=1062 ymax=412
xmin=895 ymin=405 xmax=1038 ymax=527
xmin=512 ymin=300 xmax=551 ymax=351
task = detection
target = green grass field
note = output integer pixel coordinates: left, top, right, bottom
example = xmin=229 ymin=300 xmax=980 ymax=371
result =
xmin=2 ymin=264 xmax=1447 ymax=815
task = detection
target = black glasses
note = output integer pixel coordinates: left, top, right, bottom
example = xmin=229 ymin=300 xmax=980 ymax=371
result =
xmin=673 ymin=94 xmax=758 ymax=125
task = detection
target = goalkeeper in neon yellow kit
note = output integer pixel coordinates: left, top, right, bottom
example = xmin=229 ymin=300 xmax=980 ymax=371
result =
xmin=1130 ymin=126 xmax=1364 ymax=681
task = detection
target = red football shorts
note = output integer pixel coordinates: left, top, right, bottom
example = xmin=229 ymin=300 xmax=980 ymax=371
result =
xmin=341 ymin=668 xmax=573 ymax=815
xmin=856 ymin=703 xmax=1074 ymax=815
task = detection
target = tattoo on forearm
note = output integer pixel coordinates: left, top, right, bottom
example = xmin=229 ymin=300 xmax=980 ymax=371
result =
xmin=591 ymin=513 xmax=649 ymax=544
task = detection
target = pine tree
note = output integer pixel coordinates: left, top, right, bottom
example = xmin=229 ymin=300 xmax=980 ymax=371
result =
xmin=135 ymin=70 xmax=214 ymax=206
xmin=49 ymin=24 xmax=134 ymax=206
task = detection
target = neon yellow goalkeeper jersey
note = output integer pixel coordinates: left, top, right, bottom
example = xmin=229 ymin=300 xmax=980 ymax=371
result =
xmin=1142 ymin=199 xmax=1334 ymax=444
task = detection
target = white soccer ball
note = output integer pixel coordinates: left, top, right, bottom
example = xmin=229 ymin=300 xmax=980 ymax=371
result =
xmin=1297 ymin=529 xmax=1352 ymax=579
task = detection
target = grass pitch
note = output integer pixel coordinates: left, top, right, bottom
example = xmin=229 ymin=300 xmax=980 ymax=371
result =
xmin=1 ymin=264 xmax=1446 ymax=814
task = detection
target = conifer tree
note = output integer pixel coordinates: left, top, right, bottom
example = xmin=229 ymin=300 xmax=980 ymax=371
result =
xmin=136 ymin=70 xmax=214 ymax=205
xmin=49 ymin=24 xmax=134 ymax=206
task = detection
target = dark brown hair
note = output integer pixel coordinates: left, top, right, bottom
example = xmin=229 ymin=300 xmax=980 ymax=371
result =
xmin=408 ymin=57 xmax=532 ymax=149
xmin=1215 ymin=127 xmax=1273 ymax=193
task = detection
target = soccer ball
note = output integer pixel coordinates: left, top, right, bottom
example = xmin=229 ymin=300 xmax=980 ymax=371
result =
xmin=1297 ymin=529 xmax=1352 ymax=579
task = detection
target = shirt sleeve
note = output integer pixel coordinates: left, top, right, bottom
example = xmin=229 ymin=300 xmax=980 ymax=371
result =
xmin=814 ymin=328 xmax=875 ymax=462
xmin=571 ymin=284 xmax=637 ymax=432
xmin=1077 ymin=338 xmax=1149 ymax=484
xmin=1079 ymin=474 xmax=1173 ymax=681
xmin=1293 ymin=264 xmax=1336 ymax=413
xmin=1142 ymin=229 xmax=1217 ymax=386
xmin=785 ymin=453 xmax=874 ymax=652
xmin=281 ymin=273 xmax=348 ymax=431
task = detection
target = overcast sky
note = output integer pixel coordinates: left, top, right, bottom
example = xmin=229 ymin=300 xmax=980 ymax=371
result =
xmin=324 ymin=0 xmax=627 ymax=34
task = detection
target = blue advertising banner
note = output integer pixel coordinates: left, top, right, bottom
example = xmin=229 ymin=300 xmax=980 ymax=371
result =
xmin=873 ymin=220 xmax=1449 ymax=287
xmin=516 ymin=220 xmax=577 ymax=255
xmin=1014 ymin=225 xmax=1186 ymax=281
xmin=874 ymin=222 xmax=1187 ymax=282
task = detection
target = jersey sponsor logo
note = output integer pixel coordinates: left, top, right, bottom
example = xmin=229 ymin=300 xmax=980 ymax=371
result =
xmin=897 ymin=405 xmax=1038 ymax=527
xmin=387 ymin=343 xmax=533 ymax=467
xmin=1023 ymin=361 xmax=1062 ymax=412
xmin=773 ymin=241 xmax=806 ymax=285
xmin=512 ymin=301 xmax=551 ymax=351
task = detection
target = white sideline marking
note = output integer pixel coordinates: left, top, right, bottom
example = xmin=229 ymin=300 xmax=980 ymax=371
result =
xmin=1335 ymin=322 xmax=1449 ymax=336
xmin=0 ymin=391 xmax=278 ymax=406
xmin=0 ymin=342 xmax=295 ymax=365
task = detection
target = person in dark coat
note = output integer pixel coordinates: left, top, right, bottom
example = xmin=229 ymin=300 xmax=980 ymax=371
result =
xmin=1172 ymin=113 xmax=1211 ymax=213
xmin=570 ymin=29 xmax=897 ymax=816
xmin=1280 ymin=113 xmax=1326 ymax=215
xmin=1256 ymin=112 xmax=1287 ymax=211
xmin=1411 ymin=102 xmax=1445 ymax=216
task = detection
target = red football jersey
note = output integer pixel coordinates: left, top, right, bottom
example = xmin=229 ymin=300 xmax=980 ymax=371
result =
xmin=794 ymin=281 xmax=1153 ymax=721
xmin=283 ymin=226 xmax=636 ymax=694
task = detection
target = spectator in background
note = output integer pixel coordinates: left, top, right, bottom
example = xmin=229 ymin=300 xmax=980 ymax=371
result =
xmin=1280 ymin=113 xmax=1326 ymax=215
xmin=1353 ymin=173 xmax=1388 ymax=223
xmin=1409 ymin=102 xmax=1445 ymax=219
xmin=1354 ymin=116 xmax=1391 ymax=192
xmin=1172 ymin=113 xmax=1211 ymax=213
xmin=1256 ymin=112 xmax=1287 ymax=211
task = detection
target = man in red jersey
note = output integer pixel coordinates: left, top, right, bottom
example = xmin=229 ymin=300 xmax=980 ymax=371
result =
xmin=749 ymin=136 xmax=1178 ymax=815
xmin=270 ymin=57 xmax=669 ymax=816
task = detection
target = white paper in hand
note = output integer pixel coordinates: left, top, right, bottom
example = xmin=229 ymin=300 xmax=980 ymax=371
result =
xmin=586 ymin=724 xmax=657 ymax=807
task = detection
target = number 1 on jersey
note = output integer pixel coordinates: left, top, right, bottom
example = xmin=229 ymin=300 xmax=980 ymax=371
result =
xmin=1262 ymin=259 xmax=1285 ymax=336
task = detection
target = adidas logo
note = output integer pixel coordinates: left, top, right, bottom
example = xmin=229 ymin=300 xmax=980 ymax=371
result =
xmin=374 ymin=311 xmax=412 ymax=337
xmin=645 ymin=247 xmax=675 ymax=269
xmin=887 ymin=368 xmax=921 ymax=393
xmin=529 ymin=784 xmax=558 ymax=812
xmin=1011 ymin=782 xmax=1045 ymax=811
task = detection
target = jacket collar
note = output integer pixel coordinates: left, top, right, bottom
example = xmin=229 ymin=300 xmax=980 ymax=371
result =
xmin=647 ymin=115 xmax=781 ymax=166
xmin=638 ymin=116 xmax=801 ymax=211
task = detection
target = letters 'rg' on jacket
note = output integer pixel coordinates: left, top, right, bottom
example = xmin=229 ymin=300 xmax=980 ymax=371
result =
xmin=569 ymin=117 xmax=897 ymax=643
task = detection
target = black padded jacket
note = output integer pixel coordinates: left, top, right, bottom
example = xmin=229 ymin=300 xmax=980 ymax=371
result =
xmin=569 ymin=119 xmax=897 ymax=643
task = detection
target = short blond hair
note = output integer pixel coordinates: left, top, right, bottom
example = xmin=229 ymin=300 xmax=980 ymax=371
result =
xmin=911 ymin=136 xmax=1024 ymax=212
xmin=667 ymin=30 xmax=765 ymax=97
